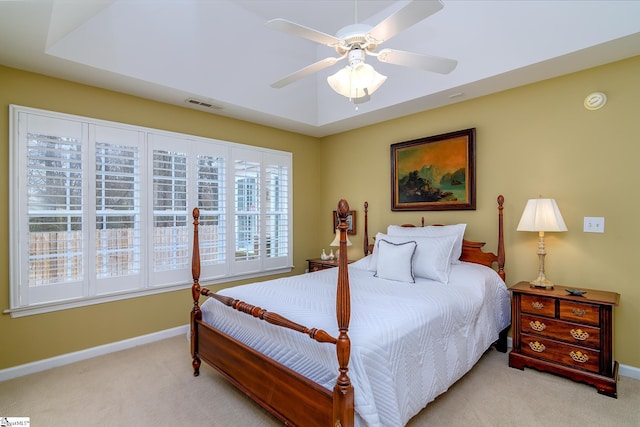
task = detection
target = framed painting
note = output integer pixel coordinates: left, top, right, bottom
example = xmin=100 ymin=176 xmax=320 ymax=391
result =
xmin=333 ymin=210 xmax=356 ymax=235
xmin=391 ymin=128 xmax=476 ymax=211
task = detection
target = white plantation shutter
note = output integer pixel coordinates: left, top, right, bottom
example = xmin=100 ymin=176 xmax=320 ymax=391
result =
xmin=18 ymin=113 xmax=87 ymax=306
xmin=232 ymin=148 xmax=261 ymax=275
xmin=92 ymin=126 xmax=144 ymax=295
xmin=149 ymin=133 xmax=190 ymax=286
xmin=10 ymin=105 xmax=292 ymax=316
xmin=195 ymin=146 xmax=227 ymax=279
xmin=263 ymin=153 xmax=291 ymax=270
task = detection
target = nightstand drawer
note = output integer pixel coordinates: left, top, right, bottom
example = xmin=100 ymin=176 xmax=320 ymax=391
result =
xmin=521 ymin=314 xmax=601 ymax=348
xmin=521 ymin=294 xmax=556 ymax=317
xmin=520 ymin=333 xmax=600 ymax=373
xmin=560 ymin=300 xmax=600 ymax=326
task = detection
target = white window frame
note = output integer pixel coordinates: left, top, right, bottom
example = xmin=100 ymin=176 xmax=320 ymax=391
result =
xmin=7 ymin=105 xmax=293 ymax=317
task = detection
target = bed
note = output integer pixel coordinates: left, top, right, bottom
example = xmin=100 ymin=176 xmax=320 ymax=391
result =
xmin=190 ymin=196 xmax=509 ymax=427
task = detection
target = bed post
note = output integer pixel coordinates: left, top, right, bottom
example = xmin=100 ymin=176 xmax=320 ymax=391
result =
xmin=363 ymin=201 xmax=369 ymax=256
xmin=191 ymin=207 xmax=202 ymax=376
xmin=496 ymin=195 xmax=505 ymax=282
xmin=333 ymin=199 xmax=355 ymax=427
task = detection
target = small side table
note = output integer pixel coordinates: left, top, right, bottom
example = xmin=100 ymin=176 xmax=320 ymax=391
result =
xmin=509 ymin=281 xmax=620 ymax=397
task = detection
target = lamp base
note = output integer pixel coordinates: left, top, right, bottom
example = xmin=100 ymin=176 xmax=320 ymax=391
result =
xmin=529 ymin=276 xmax=554 ymax=290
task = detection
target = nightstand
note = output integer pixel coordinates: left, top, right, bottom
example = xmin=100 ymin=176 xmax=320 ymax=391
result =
xmin=509 ymin=281 xmax=620 ymax=397
xmin=306 ymin=258 xmax=352 ymax=272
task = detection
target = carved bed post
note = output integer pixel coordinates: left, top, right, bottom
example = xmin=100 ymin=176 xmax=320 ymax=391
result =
xmin=363 ymin=201 xmax=369 ymax=256
xmin=333 ymin=199 xmax=355 ymax=427
xmin=496 ymin=195 xmax=505 ymax=281
xmin=191 ymin=207 xmax=202 ymax=376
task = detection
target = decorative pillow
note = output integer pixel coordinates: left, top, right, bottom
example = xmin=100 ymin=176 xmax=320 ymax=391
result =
xmin=387 ymin=223 xmax=467 ymax=264
xmin=372 ymin=232 xmax=456 ymax=283
xmin=374 ymin=239 xmax=417 ymax=283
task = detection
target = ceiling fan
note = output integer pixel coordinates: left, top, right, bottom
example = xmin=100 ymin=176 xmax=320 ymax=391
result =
xmin=265 ymin=0 xmax=458 ymax=103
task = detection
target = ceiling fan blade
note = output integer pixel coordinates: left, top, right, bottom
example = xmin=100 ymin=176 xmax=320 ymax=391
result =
xmin=271 ymin=57 xmax=343 ymax=88
xmin=376 ymin=48 xmax=457 ymax=74
xmin=367 ymin=0 xmax=444 ymax=44
xmin=266 ymin=18 xmax=343 ymax=47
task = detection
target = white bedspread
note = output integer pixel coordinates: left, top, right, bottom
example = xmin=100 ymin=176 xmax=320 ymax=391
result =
xmin=200 ymin=259 xmax=510 ymax=427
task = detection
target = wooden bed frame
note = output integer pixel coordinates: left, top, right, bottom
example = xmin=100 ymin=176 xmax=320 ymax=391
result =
xmin=190 ymin=195 xmax=506 ymax=427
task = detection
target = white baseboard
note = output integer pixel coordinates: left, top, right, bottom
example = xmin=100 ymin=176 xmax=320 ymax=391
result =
xmin=505 ymin=336 xmax=640 ymax=380
xmin=619 ymin=363 xmax=640 ymax=380
xmin=0 ymin=324 xmax=189 ymax=382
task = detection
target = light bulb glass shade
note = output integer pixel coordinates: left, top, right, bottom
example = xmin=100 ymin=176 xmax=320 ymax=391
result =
xmin=517 ymin=198 xmax=568 ymax=232
xmin=327 ymin=63 xmax=387 ymax=99
xmin=330 ymin=228 xmax=353 ymax=247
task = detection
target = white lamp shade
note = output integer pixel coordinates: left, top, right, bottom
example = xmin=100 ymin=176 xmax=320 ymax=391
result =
xmin=327 ymin=63 xmax=387 ymax=99
xmin=330 ymin=228 xmax=353 ymax=247
xmin=517 ymin=198 xmax=568 ymax=232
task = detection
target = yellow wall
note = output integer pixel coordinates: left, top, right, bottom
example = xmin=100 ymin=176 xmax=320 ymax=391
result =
xmin=0 ymin=65 xmax=322 ymax=368
xmin=2 ymin=55 xmax=639 ymax=370
xmin=324 ymin=56 xmax=640 ymax=368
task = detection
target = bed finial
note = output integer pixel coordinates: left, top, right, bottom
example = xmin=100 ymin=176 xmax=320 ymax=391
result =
xmin=337 ymin=199 xmax=350 ymax=219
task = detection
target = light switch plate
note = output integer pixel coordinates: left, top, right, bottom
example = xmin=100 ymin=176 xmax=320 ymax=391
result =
xmin=584 ymin=217 xmax=605 ymax=233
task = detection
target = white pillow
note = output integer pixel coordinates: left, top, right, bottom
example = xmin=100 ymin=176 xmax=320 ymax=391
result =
xmin=387 ymin=223 xmax=467 ymax=264
xmin=372 ymin=232 xmax=456 ymax=283
xmin=374 ymin=239 xmax=417 ymax=283
xmin=349 ymin=254 xmax=372 ymax=271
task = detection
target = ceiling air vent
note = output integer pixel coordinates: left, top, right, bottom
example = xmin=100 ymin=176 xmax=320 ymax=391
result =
xmin=185 ymin=98 xmax=223 ymax=110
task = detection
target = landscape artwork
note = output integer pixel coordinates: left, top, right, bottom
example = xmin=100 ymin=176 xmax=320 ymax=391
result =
xmin=391 ymin=128 xmax=476 ymax=211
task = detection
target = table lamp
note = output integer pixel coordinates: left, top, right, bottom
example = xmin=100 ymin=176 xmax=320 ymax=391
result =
xmin=330 ymin=228 xmax=352 ymax=259
xmin=517 ymin=198 xmax=567 ymax=289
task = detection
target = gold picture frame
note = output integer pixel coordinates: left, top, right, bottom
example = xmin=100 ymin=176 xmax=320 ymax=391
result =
xmin=333 ymin=210 xmax=356 ymax=235
xmin=391 ymin=128 xmax=476 ymax=211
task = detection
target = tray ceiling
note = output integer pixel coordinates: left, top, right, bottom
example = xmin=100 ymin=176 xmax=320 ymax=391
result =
xmin=1 ymin=0 xmax=639 ymax=137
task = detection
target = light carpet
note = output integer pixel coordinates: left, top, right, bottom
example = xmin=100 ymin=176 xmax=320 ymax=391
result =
xmin=1 ymin=335 xmax=638 ymax=426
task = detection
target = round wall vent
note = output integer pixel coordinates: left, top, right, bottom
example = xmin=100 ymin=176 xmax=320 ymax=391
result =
xmin=584 ymin=92 xmax=607 ymax=110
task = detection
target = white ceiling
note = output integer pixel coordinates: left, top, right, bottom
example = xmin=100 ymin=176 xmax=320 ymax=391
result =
xmin=1 ymin=0 xmax=639 ymax=137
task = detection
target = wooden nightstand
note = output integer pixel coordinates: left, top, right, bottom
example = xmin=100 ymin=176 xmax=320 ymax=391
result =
xmin=509 ymin=281 xmax=620 ymax=397
xmin=306 ymin=258 xmax=351 ymax=272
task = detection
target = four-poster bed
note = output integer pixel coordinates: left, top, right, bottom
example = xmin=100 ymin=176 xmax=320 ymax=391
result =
xmin=190 ymin=195 xmax=508 ymax=427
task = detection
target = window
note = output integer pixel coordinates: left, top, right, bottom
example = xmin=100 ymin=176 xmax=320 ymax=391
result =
xmin=9 ymin=105 xmax=292 ymax=317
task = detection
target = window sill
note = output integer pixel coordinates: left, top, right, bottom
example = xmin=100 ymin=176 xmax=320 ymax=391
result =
xmin=4 ymin=266 xmax=294 ymax=318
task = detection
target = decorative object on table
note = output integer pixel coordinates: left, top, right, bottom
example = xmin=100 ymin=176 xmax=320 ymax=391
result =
xmin=330 ymin=227 xmax=352 ymax=258
xmin=321 ymin=249 xmax=328 ymax=260
xmin=333 ymin=210 xmax=356 ymax=235
xmin=566 ymin=288 xmax=588 ymax=296
xmin=391 ymin=128 xmax=476 ymax=211
xmin=328 ymin=249 xmax=335 ymax=260
xmin=516 ymin=197 xmax=568 ymax=289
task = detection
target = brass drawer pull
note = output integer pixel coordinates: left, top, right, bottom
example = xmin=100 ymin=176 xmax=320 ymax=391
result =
xmin=572 ymin=308 xmax=586 ymax=316
xmin=529 ymin=341 xmax=546 ymax=352
xmin=570 ymin=350 xmax=589 ymax=363
xmin=570 ymin=328 xmax=589 ymax=341
xmin=529 ymin=320 xmax=546 ymax=332
xmin=531 ymin=301 xmax=544 ymax=310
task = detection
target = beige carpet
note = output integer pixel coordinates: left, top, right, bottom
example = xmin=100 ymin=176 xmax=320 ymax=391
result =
xmin=1 ymin=335 xmax=638 ymax=426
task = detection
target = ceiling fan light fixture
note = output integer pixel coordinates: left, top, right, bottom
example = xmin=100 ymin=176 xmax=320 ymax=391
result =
xmin=327 ymin=62 xmax=386 ymax=100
